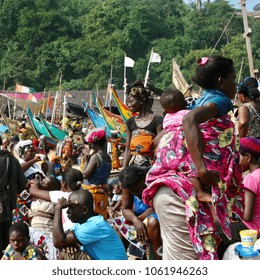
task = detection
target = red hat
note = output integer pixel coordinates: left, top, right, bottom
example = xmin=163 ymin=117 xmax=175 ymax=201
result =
xmin=85 ymin=127 xmax=106 ymax=143
xmin=240 ymin=137 xmax=260 ymax=155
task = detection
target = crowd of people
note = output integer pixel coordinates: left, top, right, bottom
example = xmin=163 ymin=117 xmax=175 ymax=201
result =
xmin=0 ymin=55 xmax=260 ymax=261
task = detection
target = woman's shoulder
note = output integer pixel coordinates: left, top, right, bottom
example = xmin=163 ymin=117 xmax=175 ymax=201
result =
xmin=153 ymin=115 xmax=163 ymax=124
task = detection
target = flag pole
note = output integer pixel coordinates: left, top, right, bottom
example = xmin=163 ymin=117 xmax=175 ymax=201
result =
xmin=46 ymin=91 xmax=50 ymax=119
xmin=109 ymin=65 xmax=113 ymax=112
xmin=51 ymin=91 xmax=58 ymax=124
xmin=124 ymin=54 xmax=127 ymax=104
xmin=62 ymin=92 xmax=67 ymax=130
xmin=144 ymin=49 xmax=153 ymax=87
xmin=40 ymin=88 xmax=46 ymax=115
xmin=13 ymin=84 xmax=17 ymax=119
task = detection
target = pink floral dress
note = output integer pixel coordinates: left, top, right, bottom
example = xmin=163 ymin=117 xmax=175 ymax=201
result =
xmin=143 ymin=115 xmax=244 ymax=260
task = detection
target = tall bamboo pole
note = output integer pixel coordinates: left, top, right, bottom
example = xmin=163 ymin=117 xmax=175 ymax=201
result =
xmin=240 ymin=0 xmax=258 ymax=77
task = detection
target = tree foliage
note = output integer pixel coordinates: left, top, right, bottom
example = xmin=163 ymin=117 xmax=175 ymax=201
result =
xmin=0 ymin=0 xmax=259 ymax=92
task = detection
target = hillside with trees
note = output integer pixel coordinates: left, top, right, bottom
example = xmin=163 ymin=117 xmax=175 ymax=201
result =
xmin=0 ymin=0 xmax=259 ymax=92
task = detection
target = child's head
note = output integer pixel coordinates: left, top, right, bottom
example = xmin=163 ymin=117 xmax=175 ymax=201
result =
xmin=67 ymin=189 xmax=95 ymax=223
xmin=118 ymin=166 xmax=146 ymax=198
xmin=61 ymin=167 xmax=83 ymax=192
xmin=160 ymin=88 xmax=187 ymax=113
xmin=193 ymin=55 xmax=236 ymax=98
xmin=107 ymin=183 xmax=114 ymax=198
xmin=239 ymin=137 xmax=260 ymax=172
xmin=9 ymin=222 xmax=30 ymax=252
xmin=39 ymin=176 xmax=61 ymax=191
xmin=112 ymin=183 xmax=122 ymax=195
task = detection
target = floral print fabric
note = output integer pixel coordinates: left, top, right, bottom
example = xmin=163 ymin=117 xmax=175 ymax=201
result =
xmin=1 ymin=242 xmax=43 ymax=260
xmin=243 ymin=103 xmax=260 ymax=138
xmin=143 ymin=115 xmax=244 ymax=260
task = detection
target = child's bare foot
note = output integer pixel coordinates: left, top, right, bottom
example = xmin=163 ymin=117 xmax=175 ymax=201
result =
xmin=197 ymin=191 xmax=212 ymax=202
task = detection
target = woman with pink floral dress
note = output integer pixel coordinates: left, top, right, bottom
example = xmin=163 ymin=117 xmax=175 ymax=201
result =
xmin=143 ymin=56 xmax=244 ymax=260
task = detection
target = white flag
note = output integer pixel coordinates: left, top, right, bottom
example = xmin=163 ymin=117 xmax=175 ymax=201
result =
xmin=150 ymin=51 xmax=161 ymax=63
xmin=124 ymin=56 xmax=135 ymax=68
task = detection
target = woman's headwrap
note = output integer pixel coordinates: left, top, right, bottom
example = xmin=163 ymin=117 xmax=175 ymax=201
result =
xmin=126 ymin=80 xmax=163 ymax=101
xmin=237 ymin=76 xmax=260 ymax=102
xmin=85 ymin=127 xmax=106 ymax=143
xmin=240 ymin=137 xmax=260 ymax=155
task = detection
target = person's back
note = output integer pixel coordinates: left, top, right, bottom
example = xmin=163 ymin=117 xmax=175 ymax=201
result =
xmin=0 ymin=150 xmax=27 ymax=258
xmin=86 ymin=153 xmax=111 ymax=185
xmin=236 ymin=77 xmax=260 ymax=138
xmin=73 ymin=214 xmax=127 ymax=260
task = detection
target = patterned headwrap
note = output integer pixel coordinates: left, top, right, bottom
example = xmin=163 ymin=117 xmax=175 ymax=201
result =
xmin=240 ymin=137 xmax=260 ymax=155
xmin=85 ymin=127 xmax=106 ymax=143
xmin=237 ymin=76 xmax=260 ymax=103
xmin=126 ymin=80 xmax=163 ymax=101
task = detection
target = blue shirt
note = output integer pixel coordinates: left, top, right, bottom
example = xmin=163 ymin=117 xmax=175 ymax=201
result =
xmin=189 ymin=89 xmax=234 ymax=117
xmin=133 ymin=196 xmax=158 ymax=220
xmin=73 ymin=215 xmax=127 ymax=260
xmin=86 ymin=153 xmax=111 ymax=185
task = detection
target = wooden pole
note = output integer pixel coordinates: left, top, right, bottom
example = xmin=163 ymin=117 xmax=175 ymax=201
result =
xmin=240 ymin=0 xmax=258 ymax=77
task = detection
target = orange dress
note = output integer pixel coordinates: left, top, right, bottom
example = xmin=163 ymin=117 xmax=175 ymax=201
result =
xmin=111 ymin=138 xmax=121 ymax=170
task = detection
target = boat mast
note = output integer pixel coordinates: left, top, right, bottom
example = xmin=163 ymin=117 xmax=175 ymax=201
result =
xmin=240 ymin=0 xmax=258 ymax=77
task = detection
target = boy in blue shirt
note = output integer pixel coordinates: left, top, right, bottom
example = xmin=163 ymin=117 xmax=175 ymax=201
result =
xmin=53 ymin=188 xmax=128 ymax=260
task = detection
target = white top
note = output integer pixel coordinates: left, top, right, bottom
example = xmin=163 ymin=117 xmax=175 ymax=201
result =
xmin=49 ymin=191 xmax=74 ymax=231
xmin=19 ymin=158 xmax=45 ymax=179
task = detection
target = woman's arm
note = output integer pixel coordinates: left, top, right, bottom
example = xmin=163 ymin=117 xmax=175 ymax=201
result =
xmin=29 ymin=180 xmax=51 ymax=201
xmin=82 ymin=154 xmax=99 ymax=179
xmin=237 ymin=105 xmax=250 ymax=138
xmin=137 ymin=207 xmax=155 ymax=222
xmin=243 ymin=189 xmax=256 ymax=222
xmin=121 ymin=189 xmax=136 ymax=222
xmin=122 ymin=189 xmax=148 ymax=242
xmin=182 ymin=103 xmax=220 ymax=185
xmin=123 ymin=126 xmax=132 ymax=168
xmin=20 ymin=155 xmax=41 ymax=172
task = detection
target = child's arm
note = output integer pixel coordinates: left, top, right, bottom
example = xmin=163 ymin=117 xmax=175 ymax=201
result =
xmin=243 ymin=189 xmax=256 ymax=222
xmin=111 ymin=199 xmax=122 ymax=212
